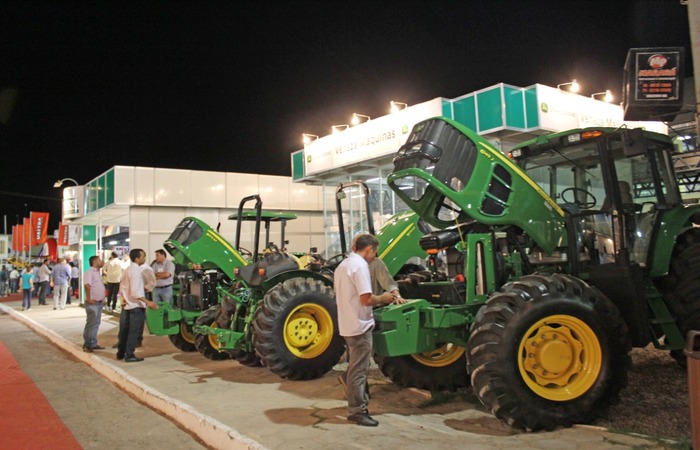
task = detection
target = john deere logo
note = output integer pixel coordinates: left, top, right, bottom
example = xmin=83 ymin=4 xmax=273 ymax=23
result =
xmin=540 ymin=102 xmax=549 ymax=113
xmin=402 ymin=125 xmax=409 ymax=134
xmin=306 ymin=155 xmax=312 ymax=163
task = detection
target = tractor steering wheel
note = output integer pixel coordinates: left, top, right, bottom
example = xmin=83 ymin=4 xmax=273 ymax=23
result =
xmin=237 ymin=247 xmax=253 ymax=259
xmin=561 ymin=187 xmax=597 ymax=209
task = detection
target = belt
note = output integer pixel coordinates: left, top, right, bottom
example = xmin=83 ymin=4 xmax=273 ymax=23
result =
xmin=156 ymin=284 xmax=172 ymax=288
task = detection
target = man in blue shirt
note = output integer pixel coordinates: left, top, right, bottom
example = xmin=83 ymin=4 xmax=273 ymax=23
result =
xmin=51 ymin=258 xmax=72 ymax=310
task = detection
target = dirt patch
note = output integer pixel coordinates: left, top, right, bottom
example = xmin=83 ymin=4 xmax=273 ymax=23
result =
xmin=593 ymin=345 xmax=691 ymax=441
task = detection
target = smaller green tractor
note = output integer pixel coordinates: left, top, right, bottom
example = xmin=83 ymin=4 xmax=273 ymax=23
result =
xmin=145 ymin=195 xmax=301 ymax=358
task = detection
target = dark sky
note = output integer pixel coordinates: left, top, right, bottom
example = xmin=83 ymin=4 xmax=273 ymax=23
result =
xmin=0 ymin=0 xmax=692 ymax=232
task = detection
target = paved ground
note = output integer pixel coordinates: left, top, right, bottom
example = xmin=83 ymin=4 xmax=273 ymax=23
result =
xmin=0 ymin=299 xmax=685 ymax=450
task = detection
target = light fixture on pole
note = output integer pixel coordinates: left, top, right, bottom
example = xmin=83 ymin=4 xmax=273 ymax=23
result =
xmin=591 ymin=90 xmax=613 ymax=102
xmin=351 ymin=113 xmax=370 ymax=125
xmin=390 ymin=101 xmax=408 ymax=113
xmin=556 ymin=79 xmax=580 ymax=93
xmin=302 ymin=133 xmax=319 ymax=145
xmin=53 ymin=178 xmax=79 ymax=188
xmin=331 ymin=124 xmax=349 ymax=134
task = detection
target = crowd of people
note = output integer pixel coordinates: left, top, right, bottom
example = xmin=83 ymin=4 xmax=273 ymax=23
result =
xmin=3 ymin=248 xmax=174 ymax=363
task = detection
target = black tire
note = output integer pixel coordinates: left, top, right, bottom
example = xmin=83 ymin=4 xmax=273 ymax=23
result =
xmin=252 ymin=277 xmax=345 ymax=380
xmin=374 ymin=344 xmax=468 ymax=392
xmin=194 ymin=306 xmax=230 ymax=361
xmin=656 ymin=228 xmax=700 ymax=366
xmin=467 ymin=273 xmax=631 ymax=431
xmin=229 ymin=350 xmax=263 ymax=367
xmin=168 ymin=322 xmax=196 ymax=352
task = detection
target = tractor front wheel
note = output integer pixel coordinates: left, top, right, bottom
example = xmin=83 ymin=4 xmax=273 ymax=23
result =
xmin=194 ymin=306 xmax=230 ymax=361
xmin=168 ymin=322 xmax=196 ymax=352
xmin=252 ymin=278 xmax=344 ymax=380
xmin=467 ymin=273 xmax=630 ymax=431
xmin=375 ymin=343 xmax=467 ymax=392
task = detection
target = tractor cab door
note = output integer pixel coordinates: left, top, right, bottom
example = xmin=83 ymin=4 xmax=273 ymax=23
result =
xmin=602 ymin=131 xmax=681 ymax=267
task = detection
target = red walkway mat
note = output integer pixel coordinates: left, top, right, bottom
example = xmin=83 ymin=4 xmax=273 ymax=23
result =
xmin=0 ymin=340 xmax=81 ymax=449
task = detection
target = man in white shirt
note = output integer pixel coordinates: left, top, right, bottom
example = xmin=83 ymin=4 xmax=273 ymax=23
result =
xmin=334 ymin=234 xmax=406 ymax=427
xmin=83 ymin=255 xmax=106 ymax=352
xmin=116 ymin=249 xmax=159 ymax=362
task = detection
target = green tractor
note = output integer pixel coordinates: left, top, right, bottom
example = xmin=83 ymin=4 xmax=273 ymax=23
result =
xmin=373 ymin=117 xmax=700 ymax=430
xmin=145 ymin=195 xmax=300 ymax=357
xmin=192 ymin=183 xmax=429 ymax=379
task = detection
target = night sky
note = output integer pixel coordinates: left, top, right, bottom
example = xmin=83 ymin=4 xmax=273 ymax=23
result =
xmin=0 ymin=0 xmax=692 ymax=232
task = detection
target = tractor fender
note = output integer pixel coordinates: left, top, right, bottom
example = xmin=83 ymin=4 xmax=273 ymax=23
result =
xmin=260 ymin=269 xmax=334 ymax=292
xmin=649 ymin=204 xmax=700 ymax=278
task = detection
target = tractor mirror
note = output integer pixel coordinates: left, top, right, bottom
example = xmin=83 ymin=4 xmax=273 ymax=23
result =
xmin=622 ymin=129 xmax=646 ymax=157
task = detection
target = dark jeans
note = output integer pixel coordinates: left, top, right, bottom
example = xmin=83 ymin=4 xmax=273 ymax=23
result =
xmin=39 ymin=280 xmax=50 ymax=305
xmin=22 ymin=288 xmax=32 ymax=309
xmin=107 ymin=283 xmax=120 ymax=309
xmin=117 ymin=307 xmax=145 ymax=358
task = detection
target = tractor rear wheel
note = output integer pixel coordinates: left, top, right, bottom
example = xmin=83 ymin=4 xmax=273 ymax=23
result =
xmin=375 ymin=344 xmax=467 ymax=392
xmin=168 ymin=322 xmax=196 ymax=352
xmin=467 ymin=273 xmax=630 ymax=431
xmin=252 ymin=277 xmax=345 ymax=380
xmin=657 ymin=228 xmax=700 ymax=366
xmin=194 ymin=306 xmax=230 ymax=360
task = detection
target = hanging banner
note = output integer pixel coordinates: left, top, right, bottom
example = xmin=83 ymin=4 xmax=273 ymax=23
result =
xmin=30 ymin=211 xmax=50 ymax=246
xmin=16 ymin=224 xmax=24 ymax=252
xmin=23 ymin=218 xmax=31 ymax=252
xmin=11 ymin=225 xmax=17 ymax=251
xmin=58 ymin=223 xmax=70 ymax=246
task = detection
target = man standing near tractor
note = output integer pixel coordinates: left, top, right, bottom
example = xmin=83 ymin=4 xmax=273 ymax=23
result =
xmin=334 ymin=233 xmax=405 ymax=427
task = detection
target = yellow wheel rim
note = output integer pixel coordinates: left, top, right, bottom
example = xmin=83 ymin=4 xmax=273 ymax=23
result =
xmin=283 ymin=303 xmax=334 ymax=359
xmin=180 ymin=322 xmax=195 ymax=344
xmin=207 ymin=321 xmax=222 ymax=349
xmin=410 ymin=343 xmax=465 ymax=367
xmin=518 ymin=314 xmax=602 ymax=402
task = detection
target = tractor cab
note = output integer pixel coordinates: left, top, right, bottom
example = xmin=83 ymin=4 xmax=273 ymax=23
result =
xmin=511 ymin=127 xmax=682 ymax=271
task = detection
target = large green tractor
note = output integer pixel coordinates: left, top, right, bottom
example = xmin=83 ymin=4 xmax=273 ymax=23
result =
xmin=373 ymin=117 xmax=700 ymax=430
xmin=145 ymin=196 xmax=300 ymax=357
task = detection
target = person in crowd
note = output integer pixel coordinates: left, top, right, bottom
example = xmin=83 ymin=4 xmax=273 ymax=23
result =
xmin=334 ymin=234 xmax=406 ymax=427
xmin=10 ymin=266 xmax=20 ymax=293
xmin=104 ymin=251 xmax=123 ymax=312
xmin=51 ymin=257 xmax=72 ymax=310
xmin=136 ymin=260 xmax=157 ymax=348
xmin=38 ymin=258 xmax=51 ymax=305
xmin=20 ymin=266 xmax=34 ymax=311
xmin=31 ymin=263 xmax=41 ymax=298
xmin=0 ymin=265 xmax=7 ymax=297
xmin=70 ymin=261 xmax=80 ymax=302
xmin=82 ymin=255 xmax=106 ymax=352
xmin=152 ymin=249 xmax=175 ymax=306
xmin=116 ymin=248 xmax=158 ymax=362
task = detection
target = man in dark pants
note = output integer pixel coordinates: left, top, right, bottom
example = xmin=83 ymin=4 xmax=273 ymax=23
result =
xmin=334 ymin=234 xmax=406 ymax=426
xmin=116 ymin=249 xmax=159 ymax=362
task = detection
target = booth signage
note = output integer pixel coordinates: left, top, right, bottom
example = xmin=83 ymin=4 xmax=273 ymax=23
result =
xmin=303 ymin=98 xmax=443 ymax=176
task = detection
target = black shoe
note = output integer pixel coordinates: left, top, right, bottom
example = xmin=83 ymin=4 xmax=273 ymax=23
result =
xmin=347 ymin=412 xmax=378 ymax=427
xmin=116 ymin=353 xmax=124 ymax=360
xmin=82 ymin=346 xmax=93 ymax=353
xmin=124 ymin=356 xmax=144 ymax=363
xmin=90 ymin=345 xmax=105 ymax=350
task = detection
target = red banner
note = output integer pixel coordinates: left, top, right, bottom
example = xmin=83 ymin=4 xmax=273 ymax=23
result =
xmin=23 ymin=218 xmax=30 ymax=251
xmin=15 ymin=224 xmax=23 ymax=252
xmin=58 ymin=223 xmax=69 ymax=246
xmin=30 ymin=211 xmax=50 ymax=246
